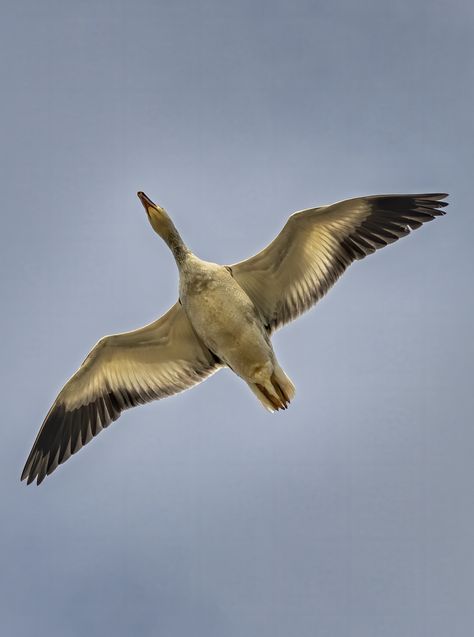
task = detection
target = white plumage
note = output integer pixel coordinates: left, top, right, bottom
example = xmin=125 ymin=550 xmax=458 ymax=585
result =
xmin=21 ymin=190 xmax=448 ymax=484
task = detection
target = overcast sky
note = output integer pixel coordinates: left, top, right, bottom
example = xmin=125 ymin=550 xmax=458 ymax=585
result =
xmin=1 ymin=1 xmax=473 ymax=635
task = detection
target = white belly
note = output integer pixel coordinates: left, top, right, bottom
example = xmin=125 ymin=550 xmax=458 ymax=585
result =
xmin=180 ymin=264 xmax=272 ymax=378
xmin=178 ymin=258 xmax=295 ymax=412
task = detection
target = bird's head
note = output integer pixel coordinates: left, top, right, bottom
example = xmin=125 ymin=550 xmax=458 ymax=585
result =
xmin=137 ymin=191 xmax=172 ymax=238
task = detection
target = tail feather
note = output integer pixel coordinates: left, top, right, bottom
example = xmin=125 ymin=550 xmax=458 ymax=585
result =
xmin=248 ymin=382 xmax=278 ymax=412
xmin=248 ymin=365 xmax=295 ymax=412
xmin=257 ymin=382 xmax=288 ymax=410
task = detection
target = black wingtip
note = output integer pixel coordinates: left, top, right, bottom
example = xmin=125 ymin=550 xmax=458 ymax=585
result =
xmin=21 ymin=457 xmax=35 ymax=484
xmin=21 ymin=450 xmax=41 ymax=485
xmin=422 ymin=193 xmax=449 ymax=200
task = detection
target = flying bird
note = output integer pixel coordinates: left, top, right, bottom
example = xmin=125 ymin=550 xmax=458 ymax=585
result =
xmin=21 ymin=191 xmax=448 ymax=484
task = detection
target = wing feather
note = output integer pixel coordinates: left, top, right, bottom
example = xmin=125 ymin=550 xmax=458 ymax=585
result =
xmin=231 ymin=193 xmax=448 ymax=331
xmin=22 ymin=302 xmax=219 ymax=485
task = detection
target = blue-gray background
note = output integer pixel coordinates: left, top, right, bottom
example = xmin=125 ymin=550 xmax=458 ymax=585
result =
xmin=1 ymin=1 xmax=473 ymax=635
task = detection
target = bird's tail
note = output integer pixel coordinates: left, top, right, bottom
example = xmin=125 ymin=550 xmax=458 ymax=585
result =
xmin=248 ymin=365 xmax=295 ymax=412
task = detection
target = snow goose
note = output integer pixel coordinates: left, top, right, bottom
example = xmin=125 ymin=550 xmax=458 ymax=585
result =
xmin=21 ymin=191 xmax=448 ymax=484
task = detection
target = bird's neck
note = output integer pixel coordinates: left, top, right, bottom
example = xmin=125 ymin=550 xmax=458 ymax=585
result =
xmin=164 ymin=224 xmax=190 ymax=266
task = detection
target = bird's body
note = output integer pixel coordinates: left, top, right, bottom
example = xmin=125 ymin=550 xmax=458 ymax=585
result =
xmin=22 ymin=191 xmax=448 ymax=484
xmin=179 ymin=255 xmax=294 ymax=410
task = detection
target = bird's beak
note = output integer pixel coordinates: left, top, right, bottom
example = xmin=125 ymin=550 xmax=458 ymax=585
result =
xmin=137 ymin=191 xmax=157 ymax=214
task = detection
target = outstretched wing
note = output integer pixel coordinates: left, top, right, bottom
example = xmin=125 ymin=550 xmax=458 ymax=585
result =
xmin=22 ymin=302 xmax=219 ymax=485
xmin=231 ymin=193 xmax=448 ymax=332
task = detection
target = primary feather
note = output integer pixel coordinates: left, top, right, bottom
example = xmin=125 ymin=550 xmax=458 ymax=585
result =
xmin=22 ymin=191 xmax=447 ymax=484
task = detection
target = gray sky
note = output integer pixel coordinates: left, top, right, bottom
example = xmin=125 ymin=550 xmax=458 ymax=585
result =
xmin=2 ymin=0 xmax=473 ymax=635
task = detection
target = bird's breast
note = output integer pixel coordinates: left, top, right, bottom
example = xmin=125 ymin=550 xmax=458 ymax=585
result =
xmin=180 ymin=268 xmax=267 ymax=362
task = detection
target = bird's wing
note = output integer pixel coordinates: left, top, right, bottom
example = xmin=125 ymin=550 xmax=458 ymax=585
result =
xmin=22 ymin=302 xmax=220 ymax=485
xmin=231 ymin=193 xmax=448 ymax=332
